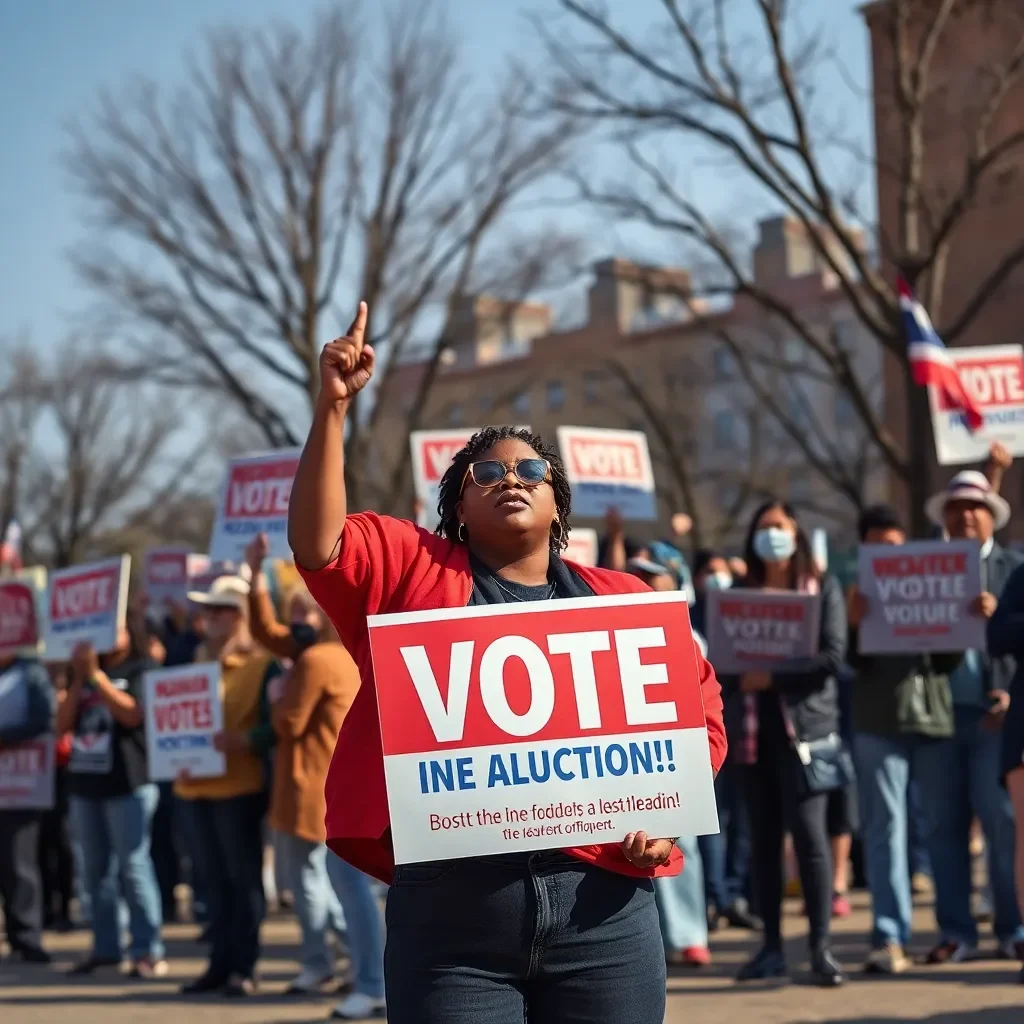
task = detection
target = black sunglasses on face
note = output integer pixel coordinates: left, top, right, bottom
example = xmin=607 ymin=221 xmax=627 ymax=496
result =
xmin=461 ymin=458 xmax=551 ymax=493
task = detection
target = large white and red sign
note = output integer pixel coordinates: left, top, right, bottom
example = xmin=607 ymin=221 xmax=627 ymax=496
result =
xmin=0 ymin=567 xmax=46 ymax=659
xmin=209 ymin=449 xmax=300 ymax=563
xmin=704 ymin=590 xmax=821 ymax=674
xmin=563 ymin=527 xmax=598 ymax=567
xmin=928 ymin=345 xmax=1024 ymax=465
xmin=557 ymin=427 xmax=656 ymax=520
xmin=857 ymin=540 xmax=983 ymax=654
xmin=144 ymin=662 xmax=226 ymax=781
xmin=368 ymin=592 xmax=719 ymax=864
xmin=409 ymin=430 xmax=478 ymax=530
xmin=45 ymin=556 xmax=130 ymax=661
xmin=0 ymin=738 xmax=55 ymax=810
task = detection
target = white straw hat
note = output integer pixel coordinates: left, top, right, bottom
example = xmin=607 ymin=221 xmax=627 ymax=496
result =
xmin=924 ymin=470 xmax=1010 ymax=531
xmin=186 ymin=575 xmax=250 ymax=611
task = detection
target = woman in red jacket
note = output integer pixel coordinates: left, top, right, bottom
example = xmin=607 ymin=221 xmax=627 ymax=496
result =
xmin=288 ymin=303 xmax=727 ymax=1024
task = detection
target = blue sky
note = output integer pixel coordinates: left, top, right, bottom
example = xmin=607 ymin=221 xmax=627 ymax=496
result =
xmin=0 ymin=0 xmax=872 ymax=348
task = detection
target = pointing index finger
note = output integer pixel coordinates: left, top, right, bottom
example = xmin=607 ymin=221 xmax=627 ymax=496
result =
xmin=348 ymin=301 xmax=368 ymax=348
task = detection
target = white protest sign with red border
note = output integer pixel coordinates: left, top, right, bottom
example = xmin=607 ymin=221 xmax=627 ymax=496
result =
xmin=0 ymin=567 xmax=46 ymax=659
xmin=0 ymin=738 xmax=55 ymax=810
xmin=563 ymin=527 xmax=598 ymax=568
xmin=410 ymin=430 xmax=479 ymax=530
xmin=208 ymin=449 xmax=301 ymax=564
xmin=928 ymin=344 xmax=1024 ymax=465
xmin=857 ymin=540 xmax=983 ymax=654
xmin=45 ymin=556 xmax=130 ymax=661
xmin=144 ymin=662 xmax=226 ymax=781
xmin=704 ymin=589 xmax=821 ymax=674
xmin=557 ymin=427 xmax=656 ymax=520
xmin=368 ymin=591 xmax=719 ymax=864
xmin=143 ymin=548 xmax=207 ymax=618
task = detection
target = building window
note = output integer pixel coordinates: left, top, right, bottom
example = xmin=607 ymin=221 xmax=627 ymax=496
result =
xmin=546 ymin=380 xmax=565 ymax=412
xmin=583 ymin=370 xmax=603 ymax=405
xmin=512 ymin=390 xmax=531 ymax=416
xmin=448 ymin=402 xmax=464 ymax=426
xmin=713 ymin=410 xmax=735 ymax=449
xmin=713 ymin=346 xmax=736 ymax=381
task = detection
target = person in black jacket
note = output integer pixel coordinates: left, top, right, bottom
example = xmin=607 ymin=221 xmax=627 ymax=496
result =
xmin=726 ymin=499 xmax=847 ymax=987
xmin=847 ymin=504 xmax=960 ymax=975
xmin=918 ymin=471 xmax=1023 ymax=965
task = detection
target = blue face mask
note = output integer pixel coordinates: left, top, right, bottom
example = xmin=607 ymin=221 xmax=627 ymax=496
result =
xmin=704 ymin=571 xmax=733 ymax=591
xmin=753 ymin=527 xmax=796 ymax=563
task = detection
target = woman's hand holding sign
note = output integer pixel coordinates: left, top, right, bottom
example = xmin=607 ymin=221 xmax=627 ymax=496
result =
xmin=319 ymin=301 xmax=375 ymax=406
xmin=622 ymin=831 xmax=676 ymax=869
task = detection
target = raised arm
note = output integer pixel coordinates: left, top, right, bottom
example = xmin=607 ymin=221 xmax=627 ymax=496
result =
xmin=288 ymin=302 xmax=374 ymax=571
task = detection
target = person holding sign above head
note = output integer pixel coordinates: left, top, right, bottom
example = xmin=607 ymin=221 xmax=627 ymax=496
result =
xmin=918 ymin=471 xmax=1024 ymax=967
xmin=288 ymin=302 xmax=727 ymax=1024
xmin=57 ymin=628 xmax=166 ymax=979
xmin=723 ymin=500 xmax=848 ymax=988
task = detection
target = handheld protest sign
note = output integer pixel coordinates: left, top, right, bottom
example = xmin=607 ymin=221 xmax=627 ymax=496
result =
xmin=928 ymin=344 xmax=1024 ymax=465
xmin=410 ymin=430 xmax=479 ymax=530
xmin=45 ymin=556 xmax=130 ymax=661
xmin=368 ymin=591 xmax=719 ymax=864
xmin=705 ymin=589 xmax=821 ymax=674
xmin=144 ymin=662 xmax=226 ymax=781
xmin=0 ymin=738 xmax=55 ymax=810
xmin=557 ymin=427 xmax=656 ymax=520
xmin=143 ymin=547 xmax=195 ymax=619
xmin=0 ymin=567 xmax=47 ymax=659
xmin=563 ymin=527 xmax=599 ymax=568
xmin=208 ymin=449 xmax=301 ymax=564
xmin=857 ymin=539 xmax=983 ymax=654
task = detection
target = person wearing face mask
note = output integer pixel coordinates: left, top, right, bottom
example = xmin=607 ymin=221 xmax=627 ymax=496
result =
xmin=175 ymin=575 xmax=282 ymax=998
xmin=917 ymin=472 xmax=1024 ymax=966
xmin=691 ymin=549 xmax=758 ymax=932
xmin=724 ymin=500 xmax=847 ymax=987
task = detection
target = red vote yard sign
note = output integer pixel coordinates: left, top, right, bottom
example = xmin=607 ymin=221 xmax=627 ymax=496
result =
xmin=368 ymin=591 xmax=720 ymax=864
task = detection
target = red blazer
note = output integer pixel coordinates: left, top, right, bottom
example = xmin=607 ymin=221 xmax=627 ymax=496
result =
xmin=299 ymin=512 xmax=727 ymax=884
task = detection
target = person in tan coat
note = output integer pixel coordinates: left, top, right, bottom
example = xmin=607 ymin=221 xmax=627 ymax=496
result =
xmin=244 ymin=535 xmax=376 ymax=1005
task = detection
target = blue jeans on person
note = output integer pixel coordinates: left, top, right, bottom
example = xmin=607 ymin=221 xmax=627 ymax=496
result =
xmin=854 ymin=731 xmax=924 ymax=948
xmin=654 ymin=837 xmax=708 ymax=951
xmin=907 ymin=777 xmax=931 ymax=878
xmin=698 ymin=761 xmax=750 ymax=911
xmin=383 ymin=852 xmax=665 ymax=1024
xmin=327 ymin=852 xmax=384 ymax=999
xmin=275 ymin=831 xmax=347 ymax=976
xmin=69 ymin=783 xmax=164 ymax=961
xmin=187 ymin=792 xmax=266 ymax=981
xmin=915 ymin=706 xmax=1024 ymax=946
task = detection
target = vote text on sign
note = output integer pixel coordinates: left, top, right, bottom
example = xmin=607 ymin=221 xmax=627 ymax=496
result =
xmin=409 ymin=429 xmax=479 ymax=530
xmin=209 ymin=449 xmax=301 ymax=563
xmin=45 ymin=556 xmax=130 ymax=661
xmin=0 ymin=568 xmax=46 ymax=659
xmin=704 ymin=589 xmax=821 ymax=674
xmin=368 ymin=591 xmax=719 ymax=864
xmin=557 ymin=427 xmax=656 ymax=520
xmin=857 ymin=540 xmax=984 ymax=654
xmin=928 ymin=344 xmax=1024 ymax=465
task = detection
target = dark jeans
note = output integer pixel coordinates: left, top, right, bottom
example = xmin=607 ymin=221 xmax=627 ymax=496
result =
xmin=384 ymin=853 xmax=666 ymax=1024
xmin=699 ymin=759 xmax=751 ymax=909
xmin=0 ymin=810 xmax=44 ymax=953
xmin=38 ymin=769 xmax=74 ymax=923
xmin=150 ymin=782 xmax=181 ymax=918
xmin=188 ymin=793 xmax=265 ymax=980
xmin=742 ymin=730 xmax=833 ymax=954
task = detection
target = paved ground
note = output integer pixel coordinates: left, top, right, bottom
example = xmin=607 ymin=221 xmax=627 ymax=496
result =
xmin=1 ymin=892 xmax=1021 ymax=1022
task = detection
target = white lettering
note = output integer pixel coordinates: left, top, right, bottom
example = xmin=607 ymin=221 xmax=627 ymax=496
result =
xmin=399 ymin=641 xmax=474 ymax=743
xmin=613 ymin=627 xmax=677 ymax=725
xmin=479 ymin=636 xmax=555 ymax=738
xmin=546 ymin=630 xmax=610 ymax=730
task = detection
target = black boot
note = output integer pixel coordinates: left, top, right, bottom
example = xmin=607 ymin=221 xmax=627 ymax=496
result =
xmin=736 ymin=947 xmax=788 ymax=981
xmin=810 ymin=947 xmax=844 ymax=987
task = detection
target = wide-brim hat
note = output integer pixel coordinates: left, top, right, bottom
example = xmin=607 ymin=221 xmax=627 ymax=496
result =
xmin=186 ymin=574 xmax=250 ymax=611
xmin=925 ymin=470 xmax=1011 ymax=530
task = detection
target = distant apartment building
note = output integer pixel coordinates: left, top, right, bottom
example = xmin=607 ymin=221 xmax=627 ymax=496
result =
xmin=370 ymin=216 xmax=888 ymax=550
xmin=864 ymin=0 xmax=1024 ymax=529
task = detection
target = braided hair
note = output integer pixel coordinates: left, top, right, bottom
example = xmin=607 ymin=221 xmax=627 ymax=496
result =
xmin=435 ymin=426 xmax=572 ymax=554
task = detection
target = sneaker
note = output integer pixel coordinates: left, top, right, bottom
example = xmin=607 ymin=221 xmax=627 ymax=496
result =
xmin=129 ymin=957 xmax=169 ymax=979
xmin=286 ymin=966 xmax=335 ymax=994
xmin=925 ymin=940 xmax=976 ymax=965
xmin=678 ymin=946 xmax=711 ymax=967
xmin=67 ymin=955 xmax=123 ymax=976
xmin=331 ymin=992 xmax=388 ymax=1019
xmin=910 ymin=872 xmax=933 ymax=896
xmin=996 ymin=938 xmax=1024 ymax=962
xmin=864 ymin=942 xmax=911 ymax=975
xmin=723 ymin=897 xmax=762 ymax=931
xmin=831 ymin=893 xmax=852 ymax=918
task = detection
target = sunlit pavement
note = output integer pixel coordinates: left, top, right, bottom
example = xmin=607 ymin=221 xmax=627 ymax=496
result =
xmin=1 ymin=892 xmax=1021 ymax=1023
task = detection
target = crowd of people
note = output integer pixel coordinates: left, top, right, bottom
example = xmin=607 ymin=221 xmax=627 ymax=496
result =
xmin=1 ymin=304 xmax=1023 ymax=1023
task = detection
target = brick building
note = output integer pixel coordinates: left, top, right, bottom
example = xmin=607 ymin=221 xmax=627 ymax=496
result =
xmin=369 ymin=217 xmax=888 ymax=551
xmin=864 ymin=0 xmax=1024 ymax=531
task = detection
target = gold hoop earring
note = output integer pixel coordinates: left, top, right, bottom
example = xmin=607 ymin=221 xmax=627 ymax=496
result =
xmin=457 ymin=522 xmax=466 ymax=543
